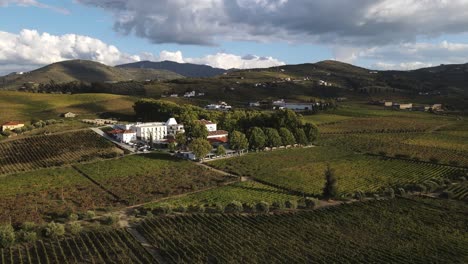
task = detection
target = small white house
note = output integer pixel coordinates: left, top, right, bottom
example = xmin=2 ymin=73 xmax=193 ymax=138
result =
xmin=116 ymin=130 xmax=137 ymax=143
xmin=199 ymin=119 xmax=217 ymax=132
xmin=184 ymin=91 xmax=196 ymax=97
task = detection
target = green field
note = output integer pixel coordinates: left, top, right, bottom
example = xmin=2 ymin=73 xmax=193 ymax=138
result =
xmin=75 ymin=153 xmax=232 ymax=205
xmin=209 ymin=147 xmax=461 ymax=196
xmin=137 ymin=198 xmax=468 ymax=263
xmin=0 ymin=91 xmax=137 ymax=123
xmin=146 ymin=181 xmax=301 ymax=209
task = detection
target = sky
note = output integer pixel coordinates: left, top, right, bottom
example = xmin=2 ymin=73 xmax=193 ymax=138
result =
xmin=1 ymin=0 xmax=468 ymax=75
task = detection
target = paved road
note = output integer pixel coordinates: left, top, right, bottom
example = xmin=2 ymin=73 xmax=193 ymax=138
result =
xmin=90 ymin=127 xmax=136 ymax=153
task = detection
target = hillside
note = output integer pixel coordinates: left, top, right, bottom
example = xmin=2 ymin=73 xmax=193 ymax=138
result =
xmin=0 ymin=60 xmax=183 ymax=90
xmin=117 ymin=60 xmax=227 ymax=77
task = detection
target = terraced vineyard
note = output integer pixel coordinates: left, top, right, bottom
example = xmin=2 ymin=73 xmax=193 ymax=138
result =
xmin=75 ymin=153 xmax=232 ymax=205
xmin=0 ymin=130 xmax=122 ymax=175
xmin=146 ymin=181 xmax=301 ymax=209
xmin=210 ymin=147 xmax=462 ymax=196
xmin=136 ymin=198 xmax=468 ymax=263
xmin=0 ymin=229 xmax=155 ymax=264
xmin=0 ymin=167 xmax=115 ymax=224
xmin=318 ymin=117 xmax=450 ymax=134
xmin=445 ymin=182 xmax=468 ymax=201
xmin=318 ymin=131 xmax=468 ymax=166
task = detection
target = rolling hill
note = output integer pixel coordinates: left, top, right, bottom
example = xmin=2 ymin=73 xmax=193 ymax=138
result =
xmin=117 ymin=60 xmax=227 ymax=78
xmin=0 ymin=60 xmax=183 ymax=90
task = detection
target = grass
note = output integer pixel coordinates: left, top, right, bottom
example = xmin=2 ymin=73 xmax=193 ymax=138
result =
xmin=209 ymin=147 xmax=461 ymax=196
xmin=137 ymin=197 xmax=468 ymax=263
xmin=0 ymin=91 xmax=137 ymax=123
xmin=146 ymin=181 xmax=301 ymax=208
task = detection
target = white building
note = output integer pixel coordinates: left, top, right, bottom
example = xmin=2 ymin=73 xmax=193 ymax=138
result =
xmin=166 ymin=118 xmax=184 ymax=135
xmin=184 ymin=91 xmax=196 ymax=97
xmin=205 ymin=102 xmax=232 ymax=111
xmin=273 ymin=100 xmax=314 ymax=111
xmin=116 ymin=130 xmax=137 ymax=143
xmin=199 ymin=119 xmax=217 ymax=132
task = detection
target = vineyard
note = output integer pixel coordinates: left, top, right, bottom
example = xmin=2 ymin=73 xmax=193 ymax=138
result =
xmin=0 ymin=229 xmax=155 ymax=264
xmin=0 ymin=168 xmax=115 ymax=224
xmin=136 ymin=198 xmax=468 ymax=263
xmin=317 ymin=117 xmax=451 ymax=134
xmin=444 ymin=182 xmax=468 ymax=201
xmin=318 ymin=131 xmax=468 ymax=166
xmin=209 ymin=147 xmax=462 ymax=196
xmin=146 ymin=181 xmax=301 ymax=209
xmin=75 ymin=153 xmax=232 ymax=205
xmin=0 ymin=130 xmax=122 ymax=175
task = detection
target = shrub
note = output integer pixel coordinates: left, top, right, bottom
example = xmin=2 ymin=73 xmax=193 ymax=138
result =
xmin=20 ymin=222 xmax=36 ymax=232
xmin=439 ymin=191 xmax=454 ymax=199
xmin=145 ymin=211 xmax=154 ymax=218
xmin=271 ymin=201 xmax=285 ymax=210
xmin=396 ymin=188 xmax=406 ymax=197
xmin=174 ymin=205 xmax=188 ymax=213
xmin=152 ymin=204 xmax=172 ymax=215
xmin=224 ymin=201 xmax=243 ymax=214
xmin=213 ymin=203 xmax=224 ymax=213
xmin=18 ymin=231 xmax=37 ymax=243
xmin=102 ymin=215 xmax=120 ymax=226
xmin=43 ymin=222 xmax=65 ymax=238
xmin=285 ymin=200 xmax=298 ymax=209
xmin=85 ymin=211 xmax=96 ymax=219
xmin=304 ymin=198 xmax=319 ymax=209
xmin=68 ymin=213 xmax=79 ymax=222
xmin=0 ymin=224 xmax=16 ymax=248
xmin=256 ymin=202 xmax=270 ymax=214
xmin=188 ymin=205 xmax=205 ymax=213
xmin=354 ymin=191 xmax=365 ymax=201
xmin=68 ymin=222 xmax=82 ymax=235
xmin=242 ymin=203 xmax=256 ymax=213
xmin=385 ymin=188 xmax=395 ymax=198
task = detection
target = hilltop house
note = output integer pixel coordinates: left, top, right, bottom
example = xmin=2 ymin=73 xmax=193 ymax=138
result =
xmin=63 ymin=112 xmax=77 ymax=118
xmin=1 ymin=121 xmax=24 ymax=131
xmin=184 ymin=91 xmax=196 ymax=97
xmin=205 ymin=102 xmax=232 ymax=111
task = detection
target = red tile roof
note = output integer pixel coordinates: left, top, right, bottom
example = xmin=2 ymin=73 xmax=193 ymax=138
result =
xmin=108 ymin=129 xmax=124 ymax=134
xmin=208 ymin=130 xmax=229 ymax=137
xmin=2 ymin=121 xmax=23 ymax=126
xmin=199 ymin=119 xmax=214 ymax=125
xmin=208 ymin=137 xmax=228 ymax=143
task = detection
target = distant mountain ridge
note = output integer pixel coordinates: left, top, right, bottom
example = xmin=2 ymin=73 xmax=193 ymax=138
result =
xmin=117 ymin=60 xmax=227 ymax=78
xmin=0 ymin=60 xmax=183 ymax=90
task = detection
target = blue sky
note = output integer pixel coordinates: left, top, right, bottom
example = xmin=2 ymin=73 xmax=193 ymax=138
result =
xmin=1 ymin=0 xmax=468 ymax=74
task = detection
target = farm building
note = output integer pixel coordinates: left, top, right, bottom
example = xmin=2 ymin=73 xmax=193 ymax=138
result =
xmin=1 ymin=121 xmax=24 ymax=131
xmin=108 ymin=129 xmax=137 ymax=143
xmin=384 ymin=101 xmax=393 ymax=107
xmin=63 ymin=112 xmax=77 ymax=118
xmin=273 ymin=100 xmax=314 ymax=111
xmin=199 ymin=119 xmax=217 ymax=132
xmin=399 ymin=103 xmax=413 ymax=110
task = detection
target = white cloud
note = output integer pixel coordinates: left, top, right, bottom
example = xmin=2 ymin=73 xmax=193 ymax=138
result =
xmin=0 ymin=0 xmax=69 ymax=14
xmin=361 ymin=41 xmax=468 ymax=70
xmin=186 ymin=53 xmax=285 ymax=69
xmin=76 ymin=0 xmax=468 ymax=46
xmin=0 ymin=29 xmax=284 ymax=74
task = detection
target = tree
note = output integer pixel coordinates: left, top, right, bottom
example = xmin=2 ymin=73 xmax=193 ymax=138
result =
xmin=323 ymin=165 xmax=338 ymax=199
xmin=264 ymin=128 xmax=282 ymax=148
xmin=216 ymin=145 xmax=226 ymax=156
xmin=279 ymin=127 xmax=295 ymax=146
xmin=168 ymin=142 xmax=176 ymax=152
xmin=248 ymin=127 xmax=266 ymax=150
xmin=175 ymin=133 xmax=187 ymax=147
xmin=0 ymin=224 xmax=15 ymax=248
xmin=303 ymin=123 xmax=319 ymax=143
xmin=189 ymin=138 xmax=212 ymax=161
xmin=294 ymin=128 xmax=309 ymax=145
xmin=229 ymin=131 xmax=249 ymax=153
xmin=185 ymin=121 xmax=208 ymax=141
xmin=43 ymin=222 xmax=65 ymax=238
